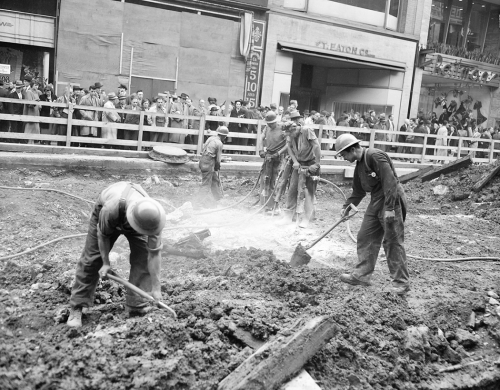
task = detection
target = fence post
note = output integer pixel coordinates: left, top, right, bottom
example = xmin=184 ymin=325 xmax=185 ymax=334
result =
xmin=256 ymin=121 xmax=262 ymax=155
xmin=318 ymin=125 xmax=323 ymax=153
xmin=421 ymin=134 xmax=428 ymax=163
xmin=489 ymin=139 xmax=495 ymax=162
xmin=457 ymin=138 xmax=462 ymax=158
xmin=137 ymin=111 xmax=145 ymax=151
xmin=65 ymin=102 xmax=73 ymax=147
xmin=197 ymin=114 xmax=206 ymax=155
xmin=369 ymin=128 xmax=375 ymax=149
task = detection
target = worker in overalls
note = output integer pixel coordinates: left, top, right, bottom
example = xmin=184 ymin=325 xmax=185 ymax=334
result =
xmin=198 ymin=126 xmax=228 ymax=204
xmin=67 ymin=182 xmax=166 ymax=327
xmin=258 ymin=112 xmax=288 ymax=210
xmin=336 ymin=133 xmax=409 ymax=295
xmin=282 ymin=121 xmax=321 ymax=228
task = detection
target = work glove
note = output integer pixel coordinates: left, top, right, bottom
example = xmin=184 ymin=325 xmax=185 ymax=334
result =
xmin=292 ymin=161 xmax=300 ymax=170
xmin=308 ymin=164 xmax=320 ymax=174
xmin=340 ymin=205 xmax=350 ymax=218
xmin=214 ymin=161 xmax=221 ymax=171
xmin=384 ymin=210 xmax=395 ymax=223
xmin=259 ymin=150 xmax=266 ymax=158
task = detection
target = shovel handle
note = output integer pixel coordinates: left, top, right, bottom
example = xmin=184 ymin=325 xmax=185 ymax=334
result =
xmin=107 ymin=273 xmax=177 ymax=319
xmin=306 ymin=204 xmax=358 ymax=250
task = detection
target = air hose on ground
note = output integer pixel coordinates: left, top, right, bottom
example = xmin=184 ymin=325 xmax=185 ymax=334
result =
xmin=1 ymin=182 xmax=499 ymax=263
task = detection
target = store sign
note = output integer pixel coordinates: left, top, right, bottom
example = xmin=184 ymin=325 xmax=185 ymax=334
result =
xmin=315 ymin=41 xmax=375 ymax=58
xmin=243 ymin=20 xmax=266 ymax=108
xmin=0 ymin=64 xmax=10 ymax=74
xmin=433 ymin=55 xmax=498 ymax=84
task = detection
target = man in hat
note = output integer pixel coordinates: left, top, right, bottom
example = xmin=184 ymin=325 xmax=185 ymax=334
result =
xmin=198 ymin=126 xmax=228 ymax=205
xmin=67 ymin=181 xmax=167 ymax=328
xmin=0 ymin=81 xmax=11 ymax=136
xmin=102 ymin=92 xmax=121 ymax=142
xmin=8 ymin=80 xmax=25 ymax=135
xmin=94 ymin=82 xmax=104 ymax=98
xmin=334 ymin=133 xmax=409 ymax=295
xmin=373 ymin=113 xmax=391 ymax=152
xmin=169 ymin=93 xmax=188 ymax=143
xmin=259 ymin=111 xmax=288 ymax=210
xmin=22 ymin=76 xmax=41 ymax=144
xmin=148 ymin=95 xmax=168 ymax=143
xmin=229 ymin=100 xmax=249 ymax=150
xmin=79 ymin=84 xmax=101 ymax=140
xmin=281 ymin=119 xmax=321 ymax=228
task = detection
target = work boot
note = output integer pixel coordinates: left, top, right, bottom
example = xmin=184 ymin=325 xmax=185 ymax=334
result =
xmin=390 ymin=285 xmax=410 ymax=295
xmin=67 ymin=307 xmax=82 ymax=328
xmin=340 ymin=273 xmax=371 ymax=287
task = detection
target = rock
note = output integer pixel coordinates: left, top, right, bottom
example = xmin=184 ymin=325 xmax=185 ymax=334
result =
xmin=405 ymin=326 xmax=430 ymax=362
xmin=54 ymin=307 xmax=70 ymax=324
xmin=433 ymin=185 xmax=449 ymax=196
xmin=489 ymin=297 xmax=500 ymax=305
xmin=455 ymin=329 xmax=479 ymax=349
xmin=24 ymin=181 xmax=33 ymax=187
xmin=496 ymin=306 xmax=500 ymax=317
xmin=441 ymin=203 xmax=452 ymax=210
xmin=442 ymin=345 xmax=462 ymax=364
xmin=226 ymin=265 xmax=245 ymax=278
xmin=39 ymin=283 xmax=52 ymax=290
xmin=482 ymin=315 xmax=498 ymax=328
xmin=31 ymin=283 xmax=39 ymax=290
xmin=445 ymin=331 xmax=456 ymax=341
xmin=210 ymin=307 xmax=224 ymax=321
xmin=489 ymin=323 xmax=500 ymax=345
xmin=488 ymin=291 xmax=500 ymax=299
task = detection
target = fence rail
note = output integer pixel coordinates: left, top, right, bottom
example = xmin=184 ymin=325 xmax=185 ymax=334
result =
xmin=0 ymin=97 xmax=499 ymax=164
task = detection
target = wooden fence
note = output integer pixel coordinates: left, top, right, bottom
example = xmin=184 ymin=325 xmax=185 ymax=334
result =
xmin=0 ymin=97 xmax=499 ymax=164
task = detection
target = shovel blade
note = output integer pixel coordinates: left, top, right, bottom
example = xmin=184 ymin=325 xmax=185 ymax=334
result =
xmin=290 ymin=243 xmax=312 ymax=267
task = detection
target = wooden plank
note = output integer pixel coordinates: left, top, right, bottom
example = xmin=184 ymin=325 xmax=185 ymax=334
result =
xmin=472 ymin=164 xmax=500 ymax=192
xmin=65 ymin=102 xmax=73 ymax=147
xmin=218 ymin=316 xmax=337 ymax=390
xmin=421 ymin=154 xmax=472 ymax=182
xmin=137 ymin=111 xmax=145 ymax=151
xmin=398 ymin=165 xmax=434 ymax=184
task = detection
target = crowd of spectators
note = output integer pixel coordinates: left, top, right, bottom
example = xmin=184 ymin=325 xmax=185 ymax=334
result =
xmin=0 ymin=75 xmax=499 ymax=159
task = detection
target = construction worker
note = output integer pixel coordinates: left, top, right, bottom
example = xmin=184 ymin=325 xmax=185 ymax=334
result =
xmin=281 ymin=120 xmax=321 ymax=228
xmin=67 ymin=182 xmax=166 ymax=328
xmin=259 ymin=112 xmax=288 ymax=210
xmin=335 ymin=133 xmax=409 ymax=295
xmin=199 ymin=125 xmax=228 ymax=204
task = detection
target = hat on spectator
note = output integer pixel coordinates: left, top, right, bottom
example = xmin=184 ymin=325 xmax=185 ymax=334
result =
xmin=210 ymin=106 xmax=219 ymax=112
xmin=94 ymin=82 xmax=103 ymax=89
xmin=180 ymin=93 xmax=189 ymax=99
xmin=171 ymin=93 xmax=178 ymax=99
xmin=89 ymin=84 xmax=96 ymax=90
xmin=303 ymin=109 xmax=310 ymax=116
xmin=23 ymin=75 xmax=33 ymax=82
xmin=15 ymin=80 xmax=23 ymax=88
xmin=379 ymin=113 xmax=386 ymax=119
xmin=107 ymin=92 xmax=118 ymax=100
xmin=72 ymin=86 xmax=82 ymax=91
xmin=208 ymin=97 xmax=217 ymax=103
xmin=118 ymin=84 xmax=128 ymax=90
xmin=270 ymin=103 xmax=277 ymax=110
xmin=289 ymin=111 xmax=303 ymax=120
xmin=118 ymin=95 xmax=128 ymax=100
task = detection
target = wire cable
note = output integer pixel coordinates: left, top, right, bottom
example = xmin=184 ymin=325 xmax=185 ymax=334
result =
xmin=0 ymin=185 xmax=94 ymax=204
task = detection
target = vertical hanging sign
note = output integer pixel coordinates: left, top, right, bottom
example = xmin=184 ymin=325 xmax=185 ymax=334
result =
xmin=243 ymin=20 xmax=266 ymax=108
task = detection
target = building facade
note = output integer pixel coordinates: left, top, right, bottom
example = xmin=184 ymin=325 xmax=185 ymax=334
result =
xmin=55 ymin=0 xmax=268 ymax=104
xmin=0 ymin=0 xmax=56 ymax=85
xmin=417 ymin=0 xmax=500 ymax=128
xmin=260 ymin=0 xmax=431 ymax=127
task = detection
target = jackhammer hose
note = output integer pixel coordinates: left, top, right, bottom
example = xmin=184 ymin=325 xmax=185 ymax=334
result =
xmin=194 ymin=170 xmax=263 ymax=216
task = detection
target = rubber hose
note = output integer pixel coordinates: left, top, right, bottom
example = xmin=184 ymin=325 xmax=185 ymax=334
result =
xmin=0 ymin=186 xmax=94 ymax=204
xmin=0 ymin=233 xmax=87 ymax=261
xmin=194 ymin=170 xmax=263 ymax=216
xmin=407 ymin=255 xmax=500 ymax=262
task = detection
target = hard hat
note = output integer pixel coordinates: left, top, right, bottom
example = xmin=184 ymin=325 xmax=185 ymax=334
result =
xmin=126 ymin=198 xmax=166 ymax=236
xmin=216 ymin=126 xmax=229 ymax=136
xmin=265 ymin=111 xmax=277 ymax=123
xmin=335 ymin=133 xmax=360 ymax=155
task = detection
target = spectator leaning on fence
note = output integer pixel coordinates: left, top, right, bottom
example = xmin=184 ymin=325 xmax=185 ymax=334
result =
xmin=79 ymin=85 xmax=101 ymax=139
xmin=8 ymin=80 xmax=24 ymax=135
xmin=102 ymin=92 xmax=121 ymax=142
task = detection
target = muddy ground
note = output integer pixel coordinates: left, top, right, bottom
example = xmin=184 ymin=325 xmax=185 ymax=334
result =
xmin=1 ymin=162 xmax=500 ymax=389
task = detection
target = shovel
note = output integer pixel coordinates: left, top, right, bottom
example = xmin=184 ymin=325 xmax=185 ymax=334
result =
xmin=289 ymin=204 xmax=359 ymax=267
xmin=106 ymin=273 xmax=177 ymax=319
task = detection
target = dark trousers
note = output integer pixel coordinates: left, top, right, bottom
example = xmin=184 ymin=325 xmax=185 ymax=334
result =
xmin=199 ymin=154 xmax=223 ymax=201
xmin=352 ymin=195 xmax=409 ymax=287
xmin=260 ymin=155 xmax=282 ymax=208
xmin=70 ymin=203 xmax=152 ymax=310
xmin=285 ymin=162 xmax=318 ymax=223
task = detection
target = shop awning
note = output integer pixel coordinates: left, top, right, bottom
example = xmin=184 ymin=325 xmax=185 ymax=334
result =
xmin=278 ymin=42 xmax=407 ymax=72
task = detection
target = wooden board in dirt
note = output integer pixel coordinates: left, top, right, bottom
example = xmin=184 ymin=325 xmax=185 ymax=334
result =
xmin=399 ymin=165 xmax=434 ymax=184
xmin=421 ymin=155 xmax=472 ymax=182
xmin=218 ymin=315 xmax=337 ymax=390
xmin=472 ymin=164 xmax=500 ymax=192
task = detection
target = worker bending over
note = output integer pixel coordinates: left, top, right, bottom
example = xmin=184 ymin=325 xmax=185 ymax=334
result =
xmin=336 ymin=134 xmax=409 ymax=295
xmin=199 ymin=126 xmax=228 ymax=204
xmin=282 ymin=120 xmax=321 ymax=228
xmin=68 ymin=182 xmax=166 ymax=327
xmin=259 ymin=112 xmax=288 ymax=210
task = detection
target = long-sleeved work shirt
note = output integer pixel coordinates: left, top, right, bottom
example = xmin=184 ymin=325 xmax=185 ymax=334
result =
xmin=344 ymin=148 xmax=403 ymax=211
xmin=202 ymin=135 xmax=223 ymax=163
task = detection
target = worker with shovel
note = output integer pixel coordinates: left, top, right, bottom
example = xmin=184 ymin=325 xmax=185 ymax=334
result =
xmin=259 ymin=111 xmax=288 ymax=211
xmin=67 ymin=182 xmax=167 ymax=328
xmin=335 ymin=134 xmax=410 ymax=295
xmin=281 ymin=121 xmax=321 ymax=228
xmin=198 ymin=126 xmax=228 ymax=206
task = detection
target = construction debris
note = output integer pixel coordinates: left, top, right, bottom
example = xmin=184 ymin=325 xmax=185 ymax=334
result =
xmin=421 ymin=155 xmax=472 ymax=182
xmin=472 ymin=164 xmax=500 ymax=192
xmin=398 ymin=165 xmax=434 ymax=184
